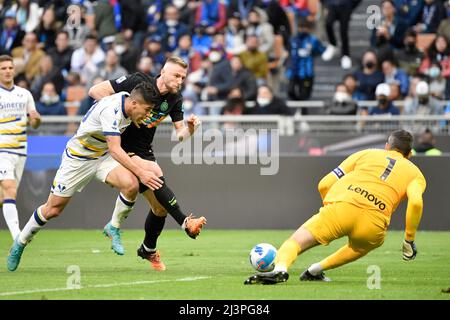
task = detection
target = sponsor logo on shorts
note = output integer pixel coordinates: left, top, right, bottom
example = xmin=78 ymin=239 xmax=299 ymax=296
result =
xmin=347 ymin=184 xmax=386 ymax=211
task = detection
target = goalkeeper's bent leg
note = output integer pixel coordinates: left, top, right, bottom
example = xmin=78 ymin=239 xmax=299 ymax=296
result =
xmin=312 ymin=244 xmax=368 ymax=274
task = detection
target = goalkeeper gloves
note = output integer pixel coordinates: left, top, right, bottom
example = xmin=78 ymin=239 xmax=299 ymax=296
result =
xmin=402 ymin=240 xmax=417 ymax=261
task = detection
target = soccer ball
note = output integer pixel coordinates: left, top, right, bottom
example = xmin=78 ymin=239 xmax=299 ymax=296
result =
xmin=249 ymin=243 xmax=277 ymax=272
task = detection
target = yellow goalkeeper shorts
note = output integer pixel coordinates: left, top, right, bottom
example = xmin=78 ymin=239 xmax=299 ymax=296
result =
xmin=302 ymin=202 xmax=390 ymax=252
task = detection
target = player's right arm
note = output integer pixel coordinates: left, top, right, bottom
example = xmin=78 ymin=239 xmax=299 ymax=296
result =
xmin=318 ymin=150 xmax=368 ymax=200
xmin=88 ymin=80 xmax=115 ymax=100
xmin=88 ymin=74 xmax=143 ymax=100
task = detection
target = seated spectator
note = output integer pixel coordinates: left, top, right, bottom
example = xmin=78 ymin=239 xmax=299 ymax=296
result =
xmin=326 ymin=83 xmax=358 ymax=115
xmin=353 ymin=50 xmax=385 ymax=100
xmin=195 ymin=0 xmax=227 ymax=34
xmin=204 ymin=44 xmax=233 ymax=101
xmin=245 ymin=8 xmax=275 ymax=57
xmin=404 ymin=80 xmax=443 ymax=115
xmin=92 ymin=49 xmax=127 ymax=88
xmin=93 ymin=0 xmax=118 ymax=42
xmin=230 ymin=55 xmax=257 ymax=101
xmin=343 ymin=74 xmax=366 ymax=101
xmin=371 ymin=0 xmax=408 ymax=49
xmin=222 ymin=97 xmax=247 ymax=115
xmin=227 ymin=0 xmax=263 ymax=25
xmin=394 ymin=0 xmax=424 ymax=27
xmin=64 ymin=71 xmax=86 ymax=115
xmin=428 ymin=62 xmax=447 ymax=99
xmin=36 ymin=82 xmax=66 ymax=116
xmin=11 ymin=32 xmax=45 ymax=82
xmin=137 ymin=56 xmax=156 ymax=77
xmin=413 ymin=0 xmax=447 ymax=34
xmin=250 ymin=84 xmax=292 ymax=115
xmin=77 ymin=76 xmax=105 ymax=115
xmin=36 ymin=6 xmax=61 ymax=51
xmin=172 ymin=34 xmax=202 ymax=72
xmin=382 ymin=59 xmax=409 ymax=97
xmin=0 ymin=9 xmax=25 ymax=55
xmin=286 ymin=18 xmax=325 ymax=103
xmin=225 ymin=12 xmax=247 ymax=56
xmin=47 ymin=31 xmax=73 ymax=75
xmin=70 ymin=34 xmax=105 ymax=85
xmin=9 ymin=0 xmax=42 ymax=33
xmin=396 ymin=28 xmax=424 ymax=77
xmin=30 ymin=55 xmax=64 ymax=100
xmin=412 ymin=128 xmax=442 ymax=155
xmin=437 ymin=0 xmax=450 ymax=44
xmin=192 ymin=22 xmax=214 ymax=56
xmin=419 ymin=35 xmax=450 ymax=99
xmin=113 ymin=33 xmax=141 ymax=74
xmin=364 ymin=83 xmax=400 ymax=115
xmin=388 ymin=81 xmax=402 ymax=102
xmin=239 ymin=34 xmax=269 ymax=84
xmin=142 ymin=35 xmax=166 ymax=73
xmin=155 ymin=4 xmax=189 ymax=53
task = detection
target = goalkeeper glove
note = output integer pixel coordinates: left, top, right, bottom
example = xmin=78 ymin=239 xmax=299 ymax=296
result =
xmin=402 ymin=240 xmax=417 ymax=261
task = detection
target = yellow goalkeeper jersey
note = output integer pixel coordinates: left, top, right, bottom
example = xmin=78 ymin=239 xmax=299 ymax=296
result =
xmin=321 ymin=149 xmax=426 ymax=218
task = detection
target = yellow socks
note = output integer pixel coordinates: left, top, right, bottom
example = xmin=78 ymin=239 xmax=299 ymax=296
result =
xmin=274 ymin=239 xmax=301 ymax=272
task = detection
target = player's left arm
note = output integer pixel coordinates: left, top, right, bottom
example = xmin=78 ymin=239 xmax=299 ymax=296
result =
xmin=26 ymin=91 xmax=41 ymax=129
xmin=173 ymin=114 xmax=201 ymax=142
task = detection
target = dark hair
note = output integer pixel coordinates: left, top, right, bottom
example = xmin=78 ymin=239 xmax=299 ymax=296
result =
xmin=404 ymin=28 xmax=417 ymax=39
xmin=57 ymin=30 xmax=70 ymax=38
xmin=298 ymin=17 xmax=313 ymax=30
xmin=0 ymin=55 xmax=13 ymax=63
xmin=130 ymin=82 xmax=160 ymax=106
xmin=335 ymin=82 xmax=348 ymax=91
xmin=388 ymin=129 xmax=413 ymax=157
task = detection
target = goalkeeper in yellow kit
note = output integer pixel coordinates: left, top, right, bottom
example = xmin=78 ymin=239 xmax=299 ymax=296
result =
xmin=245 ymin=130 xmax=426 ymax=285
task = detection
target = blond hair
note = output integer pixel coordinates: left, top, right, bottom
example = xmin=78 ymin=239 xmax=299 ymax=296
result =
xmin=165 ymin=56 xmax=188 ymax=69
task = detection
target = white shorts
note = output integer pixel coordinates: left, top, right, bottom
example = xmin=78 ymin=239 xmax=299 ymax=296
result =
xmin=51 ymin=150 xmax=120 ymax=197
xmin=0 ymin=152 xmax=26 ymax=184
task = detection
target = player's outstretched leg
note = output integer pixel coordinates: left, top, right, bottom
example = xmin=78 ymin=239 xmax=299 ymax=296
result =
xmin=244 ymin=271 xmax=289 ymax=285
xmin=182 ymin=214 xmax=207 ymax=239
xmin=103 ymin=221 xmax=125 ymax=255
xmin=7 ymin=236 xmax=26 ymax=272
xmin=137 ymin=209 xmax=166 ymax=271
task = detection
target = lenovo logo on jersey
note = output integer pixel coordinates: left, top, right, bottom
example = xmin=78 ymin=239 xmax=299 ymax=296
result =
xmin=347 ymin=185 xmax=386 ymax=211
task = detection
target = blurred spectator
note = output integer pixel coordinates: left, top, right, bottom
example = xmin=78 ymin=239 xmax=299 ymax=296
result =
xmin=437 ymin=0 xmax=450 ymax=43
xmin=137 ymin=56 xmax=155 ymax=77
xmin=419 ymin=35 xmax=450 ymax=99
xmin=227 ymin=86 xmax=245 ymax=100
xmin=396 ymin=28 xmax=424 ymax=77
xmin=119 ymin=0 xmax=147 ymax=49
xmin=246 ymin=8 xmax=274 ymax=56
xmin=30 ymin=55 xmax=64 ymax=99
xmin=394 ymin=0 xmax=424 ymax=27
xmin=250 ymin=84 xmax=292 ymax=115
xmin=47 ymin=30 xmax=73 ymax=75
xmin=145 ymin=0 xmax=164 ymax=35
xmin=192 ymin=22 xmax=214 ymax=56
xmin=186 ymin=58 xmax=212 ymax=102
xmin=412 ymin=128 xmax=442 ymax=155
xmin=93 ymin=0 xmax=117 ymax=42
xmin=222 ymin=97 xmax=247 ymax=115
xmin=15 ymin=75 xmax=30 ymax=90
xmin=113 ymin=33 xmax=141 ymax=74
xmin=286 ymin=18 xmax=325 ymax=102
xmin=388 ymin=81 xmax=402 ymax=101
xmin=36 ymin=82 xmax=66 ymax=116
xmin=366 ymin=83 xmax=400 ymax=115
xmin=156 ymin=4 xmax=189 ymax=53
xmin=70 ymin=34 xmax=105 ymax=85
xmin=63 ymin=4 xmax=91 ymax=49
xmin=0 ymin=8 xmax=25 ymax=55
xmin=92 ymin=49 xmax=127 ymax=87
xmin=264 ymin=0 xmax=291 ymax=48
xmin=321 ymin=0 xmax=358 ymax=69
xmin=9 ymin=0 xmax=42 ymax=33
xmin=12 ymin=32 xmax=45 ymax=81
xmin=195 ymin=0 xmax=227 ymax=34
xmin=371 ymin=0 xmax=408 ymax=49
xmin=173 ymin=0 xmax=196 ymax=27
xmin=64 ymin=71 xmax=86 ymax=115
xmin=227 ymin=0 xmax=263 ymax=26
xmin=77 ymin=76 xmax=105 ymax=115
xmin=173 ymin=34 xmax=202 ymax=72
xmin=382 ymin=59 xmax=409 ymax=97
xmin=204 ymin=44 xmax=233 ymax=101
xmin=326 ymin=83 xmax=358 ymax=115
xmin=343 ymin=74 xmax=366 ymax=101
xmin=428 ymin=62 xmax=446 ymax=99
xmin=225 ymin=12 xmax=247 ymax=55
xmin=404 ymin=80 xmax=443 ymax=115
xmin=239 ymin=34 xmax=269 ymax=83
xmin=413 ymin=0 xmax=447 ymax=34
xmin=230 ymin=55 xmax=257 ymax=101
xmin=353 ymin=50 xmax=385 ymax=100
xmin=142 ymin=35 xmax=166 ymax=73
xmin=36 ymin=5 xmax=61 ymax=50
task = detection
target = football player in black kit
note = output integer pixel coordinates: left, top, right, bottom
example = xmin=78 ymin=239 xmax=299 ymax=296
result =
xmin=89 ymin=56 xmax=207 ymax=270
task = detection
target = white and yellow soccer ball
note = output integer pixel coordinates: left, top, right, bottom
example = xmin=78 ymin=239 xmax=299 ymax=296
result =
xmin=249 ymin=243 xmax=277 ymax=272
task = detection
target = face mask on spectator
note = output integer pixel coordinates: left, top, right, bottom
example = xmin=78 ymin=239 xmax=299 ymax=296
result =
xmin=334 ymin=92 xmax=350 ymax=103
xmin=209 ymin=51 xmax=222 ymax=63
xmin=405 ymin=42 xmax=416 ymax=52
xmin=40 ymin=94 xmax=59 ymax=105
xmin=377 ymin=97 xmax=388 ymax=105
xmin=418 ymin=96 xmax=429 ymax=104
xmin=365 ymin=61 xmax=375 ymax=69
xmin=428 ymin=67 xmax=441 ymax=78
xmin=257 ymin=97 xmax=271 ymax=107
xmin=166 ymin=20 xmax=178 ymax=27
xmin=114 ymin=45 xmax=126 ymax=55
xmin=173 ymin=0 xmax=186 ymax=8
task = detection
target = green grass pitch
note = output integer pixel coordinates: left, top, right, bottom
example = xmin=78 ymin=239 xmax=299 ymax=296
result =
xmin=0 ymin=229 xmax=449 ymax=300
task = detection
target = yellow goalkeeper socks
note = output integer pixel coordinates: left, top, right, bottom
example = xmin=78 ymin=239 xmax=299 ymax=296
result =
xmin=274 ymin=239 xmax=301 ymax=272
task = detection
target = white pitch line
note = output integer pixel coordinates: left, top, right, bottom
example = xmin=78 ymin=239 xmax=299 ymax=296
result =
xmin=0 ymin=276 xmax=211 ymax=297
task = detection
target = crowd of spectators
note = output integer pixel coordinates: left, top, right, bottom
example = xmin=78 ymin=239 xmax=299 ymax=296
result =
xmin=0 ymin=0 xmax=449 ymax=119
